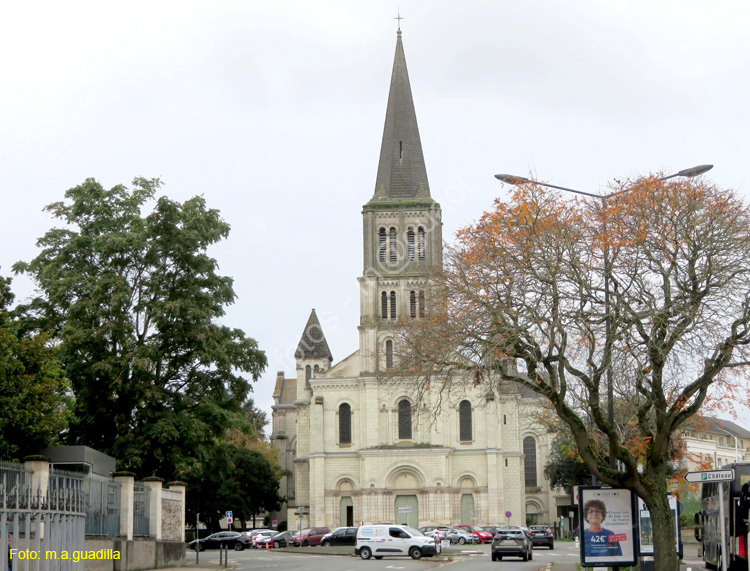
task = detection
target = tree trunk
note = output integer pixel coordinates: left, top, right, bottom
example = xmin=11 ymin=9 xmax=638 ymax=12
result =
xmin=644 ymin=479 xmax=680 ymax=571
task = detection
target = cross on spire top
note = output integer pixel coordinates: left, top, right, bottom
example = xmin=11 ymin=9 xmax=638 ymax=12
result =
xmin=395 ymin=10 xmax=404 ymax=32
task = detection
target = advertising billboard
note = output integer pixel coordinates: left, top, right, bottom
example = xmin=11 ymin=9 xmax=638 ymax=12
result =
xmin=578 ymin=486 xmax=638 ymax=567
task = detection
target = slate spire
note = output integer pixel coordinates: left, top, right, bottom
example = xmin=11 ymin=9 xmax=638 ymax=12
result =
xmin=294 ymin=309 xmax=333 ymax=361
xmin=372 ymin=30 xmax=431 ymax=200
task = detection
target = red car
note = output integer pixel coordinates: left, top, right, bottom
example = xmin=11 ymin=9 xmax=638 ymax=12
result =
xmin=293 ymin=527 xmax=330 ymax=547
xmin=454 ymin=524 xmax=493 ymax=544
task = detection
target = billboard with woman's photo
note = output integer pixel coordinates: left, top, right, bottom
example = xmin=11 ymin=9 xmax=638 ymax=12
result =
xmin=578 ymin=486 xmax=638 ymax=567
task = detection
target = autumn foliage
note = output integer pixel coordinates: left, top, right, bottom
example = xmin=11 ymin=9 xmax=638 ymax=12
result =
xmin=397 ymin=174 xmax=750 ymax=571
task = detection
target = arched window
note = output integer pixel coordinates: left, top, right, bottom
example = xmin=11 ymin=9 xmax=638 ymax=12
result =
xmin=523 ymin=436 xmax=537 ymax=487
xmin=339 ymin=403 xmax=352 ymax=444
xmin=381 ymin=291 xmax=388 ymax=319
xmin=398 ymin=399 xmax=412 ymax=440
xmin=378 ymin=228 xmax=387 ymax=262
xmin=410 ymin=291 xmax=416 ymax=318
xmin=385 ymin=340 xmax=393 ymax=369
xmin=418 ymin=290 xmax=425 ymax=317
xmin=390 ymin=291 xmax=396 ymax=320
xmin=459 ymin=400 xmax=472 ymax=441
xmin=305 ymin=365 xmax=311 ymax=382
xmin=389 ymin=227 xmax=397 ymax=263
xmin=407 ymin=227 xmax=415 ymax=261
xmin=314 ymin=364 xmax=319 ymax=375
xmin=417 ymin=227 xmax=426 ymax=261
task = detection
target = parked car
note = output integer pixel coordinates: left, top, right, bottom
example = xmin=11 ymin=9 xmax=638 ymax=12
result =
xmin=491 ymin=527 xmax=533 ymax=561
xmin=292 ymin=529 xmax=308 ymax=547
xmin=320 ymin=527 xmax=358 ymax=546
xmin=294 ymin=526 xmax=330 ymax=547
xmin=356 ymin=524 xmax=439 ymax=560
xmin=453 ymin=524 xmax=493 ymax=544
xmin=252 ymin=530 xmax=276 ymax=548
xmin=188 ymin=531 xmax=249 ymax=551
xmin=420 ymin=526 xmax=478 ymax=545
xmin=480 ymin=525 xmax=499 ymax=535
xmin=271 ymin=531 xmax=294 ymax=548
xmin=529 ymin=525 xmax=554 ymax=549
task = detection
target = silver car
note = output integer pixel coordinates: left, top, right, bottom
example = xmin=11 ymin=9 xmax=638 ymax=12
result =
xmin=419 ymin=525 xmax=478 ymax=545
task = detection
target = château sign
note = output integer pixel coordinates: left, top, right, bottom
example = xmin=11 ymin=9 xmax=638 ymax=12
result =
xmin=684 ymin=469 xmax=734 ymax=483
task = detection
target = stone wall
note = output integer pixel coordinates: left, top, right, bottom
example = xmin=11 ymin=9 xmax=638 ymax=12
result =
xmin=161 ymin=499 xmax=181 ymax=541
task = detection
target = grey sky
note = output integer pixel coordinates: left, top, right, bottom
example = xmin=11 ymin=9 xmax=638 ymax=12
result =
xmin=2 ymin=1 xmax=749 ymax=430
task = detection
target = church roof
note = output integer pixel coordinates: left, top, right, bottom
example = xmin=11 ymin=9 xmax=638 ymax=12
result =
xmin=371 ymin=30 xmax=431 ymax=201
xmin=294 ymin=309 xmax=333 ymax=361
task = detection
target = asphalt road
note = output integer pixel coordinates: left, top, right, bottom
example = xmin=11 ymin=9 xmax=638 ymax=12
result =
xmin=188 ymin=540 xmax=581 ymax=571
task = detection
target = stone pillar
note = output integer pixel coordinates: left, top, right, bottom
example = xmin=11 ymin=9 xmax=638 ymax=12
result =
xmin=114 ymin=472 xmax=135 ymax=541
xmin=24 ymin=455 xmax=50 ymax=497
xmin=168 ymin=481 xmax=187 ymax=542
xmin=142 ymin=477 xmax=163 ymax=540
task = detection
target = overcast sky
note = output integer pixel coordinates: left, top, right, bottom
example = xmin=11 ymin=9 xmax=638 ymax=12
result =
xmin=3 ymin=1 xmax=749 ymax=431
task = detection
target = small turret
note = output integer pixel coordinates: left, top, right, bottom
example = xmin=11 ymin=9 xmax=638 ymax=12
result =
xmin=295 ymin=309 xmax=333 ymax=395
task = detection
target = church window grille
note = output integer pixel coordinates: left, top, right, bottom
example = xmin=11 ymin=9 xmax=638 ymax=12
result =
xmin=381 ymin=291 xmax=388 ymax=319
xmin=418 ymin=290 xmax=425 ymax=317
xmin=379 ymin=228 xmax=387 ymax=262
xmin=459 ymin=400 xmax=472 ymax=441
xmin=407 ymin=227 xmax=415 ymax=261
xmin=385 ymin=340 xmax=393 ymax=369
xmin=523 ymin=436 xmax=538 ymax=487
xmin=398 ymin=399 xmax=412 ymax=440
xmin=390 ymin=291 xmax=396 ymax=320
xmin=410 ymin=291 xmax=416 ymax=318
xmin=339 ymin=403 xmax=352 ymax=444
xmin=389 ymin=227 xmax=397 ymax=262
xmin=417 ymin=227 xmax=426 ymax=261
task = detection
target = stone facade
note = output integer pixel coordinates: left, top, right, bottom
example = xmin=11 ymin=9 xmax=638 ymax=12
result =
xmin=271 ymin=29 xmax=568 ymax=532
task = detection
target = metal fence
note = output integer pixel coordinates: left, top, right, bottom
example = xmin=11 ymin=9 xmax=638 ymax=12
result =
xmin=83 ymin=474 xmax=120 ymax=538
xmin=133 ymin=483 xmax=150 ymax=537
xmin=1 ymin=463 xmax=86 ymax=571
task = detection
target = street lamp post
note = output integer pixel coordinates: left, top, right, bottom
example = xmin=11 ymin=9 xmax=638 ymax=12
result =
xmin=494 ymin=165 xmax=713 ymax=472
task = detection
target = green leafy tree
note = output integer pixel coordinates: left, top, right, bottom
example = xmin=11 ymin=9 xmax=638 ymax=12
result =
xmin=0 ymin=273 xmax=70 ymax=458
xmin=186 ymin=442 xmax=282 ymax=532
xmin=543 ymin=433 xmax=593 ymax=495
xmin=14 ymin=178 xmax=267 ymax=478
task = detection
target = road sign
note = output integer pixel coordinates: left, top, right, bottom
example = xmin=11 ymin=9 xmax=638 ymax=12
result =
xmin=505 ymin=511 xmax=512 ymax=518
xmin=397 ymin=506 xmax=413 ymax=514
xmin=685 ymin=469 xmax=734 ymax=483
xmin=226 ymin=511 xmax=233 ymax=518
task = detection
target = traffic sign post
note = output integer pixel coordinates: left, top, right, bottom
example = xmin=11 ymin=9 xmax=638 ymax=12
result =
xmin=685 ymin=469 xmax=734 ymax=483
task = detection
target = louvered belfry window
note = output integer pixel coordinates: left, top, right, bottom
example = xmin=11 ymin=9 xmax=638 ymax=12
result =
xmin=390 ymin=291 xmax=396 ymax=319
xmin=459 ymin=400 xmax=472 ymax=441
xmin=381 ymin=291 xmax=388 ymax=319
xmin=389 ymin=227 xmax=397 ymax=262
xmin=339 ymin=403 xmax=352 ymax=444
xmin=417 ymin=227 xmax=426 ymax=260
xmin=407 ymin=227 xmax=415 ymax=261
xmin=418 ymin=290 xmax=425 ymax=317
xmin=398 ymin=399 xmax=412 ymax=440
xmin=379 ymin=228 xmax=387 ymax=262
xmin=410 ymin=291 xmax=417 ymax=318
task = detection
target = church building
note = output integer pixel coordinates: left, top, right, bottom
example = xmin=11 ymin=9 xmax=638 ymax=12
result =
xmin=271 ymin=29 xmax=566 ymax=531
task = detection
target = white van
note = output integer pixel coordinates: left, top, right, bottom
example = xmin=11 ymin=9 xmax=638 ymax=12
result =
xmin=355 ymin=524 xmax=439 ymax=560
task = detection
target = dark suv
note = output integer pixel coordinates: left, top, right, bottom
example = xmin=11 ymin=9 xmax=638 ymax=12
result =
xmin=529 ymin=525 xmax=554 ymax=549
xmin=320 ymin=527 xmax=358 ymax=546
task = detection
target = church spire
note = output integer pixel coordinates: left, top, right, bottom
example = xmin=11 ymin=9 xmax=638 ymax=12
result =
xmin=372 ymin=30 xmax=431 ymax=200
xmin=294 ymin=309 xmax=333 ymax=362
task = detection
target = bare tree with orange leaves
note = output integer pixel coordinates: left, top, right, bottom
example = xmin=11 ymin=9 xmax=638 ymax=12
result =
xmin=395 ymin=174 xmax=750 ymax=571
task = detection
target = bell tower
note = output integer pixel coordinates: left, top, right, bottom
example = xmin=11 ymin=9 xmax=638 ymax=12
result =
xmin=358 ymin=29 xmax=442 ymax=375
